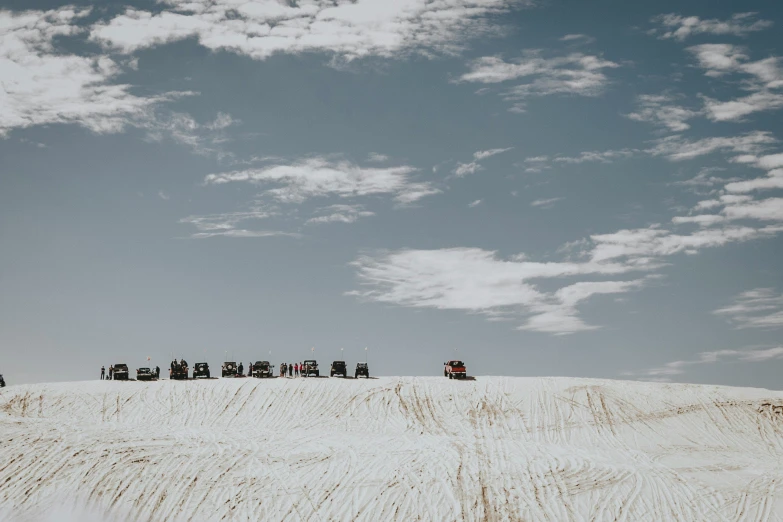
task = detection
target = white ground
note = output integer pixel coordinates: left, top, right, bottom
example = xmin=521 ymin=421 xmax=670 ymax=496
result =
xmin=2 ymin=376 xmax=783 ymax=521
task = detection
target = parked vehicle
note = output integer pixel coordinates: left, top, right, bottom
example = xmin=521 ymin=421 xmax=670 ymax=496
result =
xmin=193 ymin=362 xmax=210 ymax=379
xmin=170 ymin=360 xmax=189 ymax=380
xmin=136 ymin=367 xmax=154 ymax=381
xmin=302 ymin=360 xmax=319 ymax=377
xmin=355 ymin=363 xmax=369 ymax=379
xmin=113 ymin=364 xmax=129 ymax=381
xmin=330 ymin=361 xmax=347 ymax=377
xmin=252 ymin=361 xmax=273 ymax=378
xmin=444 ymin=360 xmax=467 ymax=379
xmin=222 ymin=362 xmax=238 ymax=378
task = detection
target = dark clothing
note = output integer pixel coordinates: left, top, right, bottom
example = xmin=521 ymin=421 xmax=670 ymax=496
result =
xmin=108 ymin=367 xmax=113 ymax=380
xmin=288 ymin=365 xmax=293 ymax=377
xmin=101 ymin=367 xmax=105 ymax=380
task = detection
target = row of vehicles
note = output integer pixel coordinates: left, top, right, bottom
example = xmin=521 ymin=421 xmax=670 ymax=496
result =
xmin=114 ymin=360 xmax=373 ymax=380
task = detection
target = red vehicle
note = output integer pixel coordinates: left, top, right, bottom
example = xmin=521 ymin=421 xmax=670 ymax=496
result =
xmin=444 ymin=360 xmax=467 ymax=379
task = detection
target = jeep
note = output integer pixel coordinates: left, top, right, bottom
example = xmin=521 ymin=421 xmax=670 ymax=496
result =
xmin=355 ymin=362 xmax=369 ymax=379
xmin=136 ymin=367 xmax=154 ymax=381
xmin=252 ymin=361 xmax=273 ymax=378
xmin=222 ymin=361 xmax=238 ymax=378
xmin=113 ymin=364 xmax=129 ymax=381
xmin=444 ymin=360 xmax=467 ymax=379
xmin=330 ymin=361 xmax=347 ymax=377
xmin=170 ymin=360 xmax=189 ymax=380
xmin=193 ymin=362 xmax=210 ymax=379
xmin=302 ymin=360 xmax=319 ymax=377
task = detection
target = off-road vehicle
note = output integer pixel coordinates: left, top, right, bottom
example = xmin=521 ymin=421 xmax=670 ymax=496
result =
xmin=302 ymin=360 xmax=319 ymax=377
xmin=170 ymin=360 xmax=189 ymax=380
xmin=252 ymin=361 xmax=273 ymax=378
xmin=444 ymin=360 xmax=467 ymax=379
xmin=193 ymin=362 xmax=210 ymax=379
xmin=136 ymin=367 xmax=154 ymax=381
xmin=330 ymin=361 xmax=347 ymax=377
xmin=113 ymin=364 xmax=129 ymax=381
xmin=355 ymin=362 xmax=369 ymax=379
xmin=222 ymin=361 xmax=238 ymax=378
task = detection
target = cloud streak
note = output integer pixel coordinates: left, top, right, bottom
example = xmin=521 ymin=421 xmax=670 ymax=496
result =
xmin=90 ymin=0 xmax=529 ymax=61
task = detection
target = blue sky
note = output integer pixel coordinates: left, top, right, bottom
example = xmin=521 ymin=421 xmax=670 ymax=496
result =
xmin=1 ymin=0 xmax=782 ymax=387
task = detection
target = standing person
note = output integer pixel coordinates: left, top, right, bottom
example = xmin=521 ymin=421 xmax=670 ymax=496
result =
xmin=108 ymin=366 xmax=113 ymax=380
xmin=248 ymin=362 xmax=252 ymax=377
xmin=288 ymin=363 xmax=293 ymax=377
xmin=238 ymin=362 xmax=244 ymax=376
xmin=155 ymin=366 xmax=160 ymax=379
xmin=101 ymin=366 xmax=105 ymax=380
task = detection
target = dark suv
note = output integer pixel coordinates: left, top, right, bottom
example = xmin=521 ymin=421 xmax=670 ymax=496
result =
xmin=302 ymin=360 xmax=319 ymax=377
xmin=222 ymin=361 xmax=238 ymax=378
xmin=136 ymin=367 xmax=154 ymax=381
xmin=330 ymin=361 xmax=347 ymax=377
xmin=252 ymin=361 xmax=273 ymax=378
xmin=170 ymin=360 xmax=189 ymax=380
xmin=355 ymin=363 xmax=369 ymax=379
xmin=193 ymin=362 xmax=210 ymax=379
xmin=113 ymin=364 xmax=129 ymax=381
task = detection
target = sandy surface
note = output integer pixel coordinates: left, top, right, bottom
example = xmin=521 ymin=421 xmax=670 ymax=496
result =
xmin=2 ymin=376 xmax=783 ymax=521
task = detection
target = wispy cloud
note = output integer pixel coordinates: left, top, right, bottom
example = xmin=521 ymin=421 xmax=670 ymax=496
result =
xmin=350 ymin=247 xmax=651 ymax=335
xmin=190 ymin=230 xmax=300 ymax=239
xmin=367 ymin=153 xmax=390 ymax=163
xmin=204 ymin=157 xmax=437 ymax=204
xmin=468 ymin=199 xmax=483 ymax=208
xmin=452 ymin=147 xmax=512 ymax=177
xmin=714 ymin=288 xmax=783 ymax=329
xmin=530 ymin=197 xmax=564 ymax=208
xmin=625 ymin=94 xmax=701 ymax=132
xmin=158 ymin=191 xmax=170 ymax=201
xmin=306 ymin=204 xmax=375 ymax=225
xmin=650 ymin=12 xmax=773 ymax=41
xmin=458 ymin=50 xmax=619 ymax=112
xmin=90 ymin=0 xmax=529 ymax=61
xmin=624 ymin=346 xmax=783 ymax=382
xmin=139 ymin=111 xmax=238 ymax=157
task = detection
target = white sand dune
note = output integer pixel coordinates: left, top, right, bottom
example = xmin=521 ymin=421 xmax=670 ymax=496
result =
xmin=2 ymin=376 xmax=783 ymax=521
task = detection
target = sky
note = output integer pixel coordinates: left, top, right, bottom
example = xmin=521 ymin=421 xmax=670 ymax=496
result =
xmin=1 ymin=0 xmax=782 ymax=388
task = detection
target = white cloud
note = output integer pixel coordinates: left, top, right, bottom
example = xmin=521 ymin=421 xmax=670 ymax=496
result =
xmin=473 ymin=147 xmax=512 ymax=160
xmin=306 ymin=204 xmax=374 ymax=225
xmin=204 ymin=157 xmax=437 ymax=204
xmin=458 ymin=50 xmax=619 ymax=111
xmin=0 ymin=7 xmax=191 ymax=137
xmin=367 ymin=153 xmax=390 ymax=163
xmin=625 ymin=94 xmax=700 ymax=131
xmin=650 ymin=12 xmax=773 ymax=41
xmin=553 ymin=149 xmax=637 ymax=164
xmin=648 ymin=131 xmax=776 ymax=161
xmin=468 ymin=199 xmax=482 ymax=207
xmin=626 ymin=346 xmax=783 ymax=382
xmin=685 ymin=45 xmax=783 ymax=121
xmin=90 ymin=0 xmax=528 ymax=61
xmin=702 ymin=91 xmax=783 ymax=122
xmin=139 ymin=111 xmax=238 ymax=157
xmin=350 ymin=247 xmax=650 ymax=334
xmin=158 ymin=191 xmax=170 ymax=201
xmin=190 ymin=229 xmax=299 ymax=239
xmin=452 ymin=147 xmax=512 ymax=177
xmin=725 ymin=169 xmax=783 ymax=193
xmin=452 ymin=161 xmax=482 ymax=177
xmin=714 ymin=288 xmax=783 ymax=330
xmin=530 ymin=197 xmax=564 ymax=208
xmin=179 ymin=208 xmax=279 ymax=237
xmin=559 ymin=34 xmax=594 ymax=43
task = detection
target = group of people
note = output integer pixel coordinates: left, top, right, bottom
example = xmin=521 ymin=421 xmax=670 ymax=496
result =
xmin=279 ymin=362 xmax=307 ymax=377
